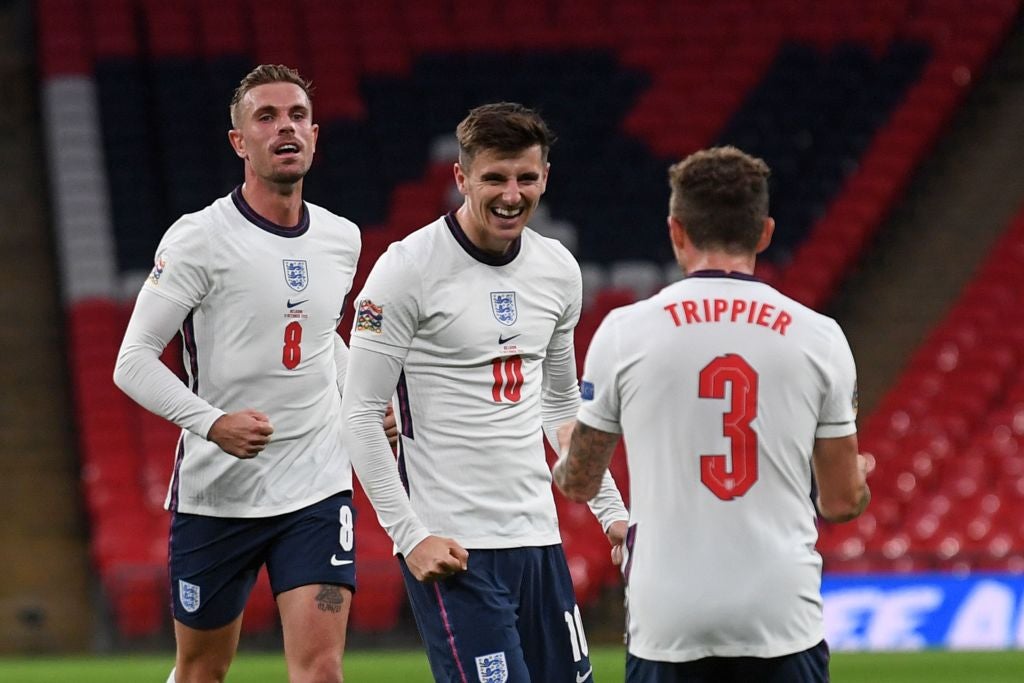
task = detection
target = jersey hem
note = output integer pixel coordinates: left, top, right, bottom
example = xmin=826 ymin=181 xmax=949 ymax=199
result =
xmin=576 ymin=412 xmax=623 ymax=435
xmin=167 ymin=483 xmax=351 ymax=518
xmin=627 ymin=633 xmax=824 ymax=663
xmin=814 ymin=424 xmax=857 ymax=439
xmin=445 ymin=532 xmax=563 ymax=549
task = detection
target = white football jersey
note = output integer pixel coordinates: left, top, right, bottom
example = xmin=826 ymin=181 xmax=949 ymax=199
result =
xmin=348 ymin=214 xmax=581 ymax=548
xmin=143 ymin=188 xmax=360 ymax=517
xmin=578 ymin=271 xmax=857 ymax=662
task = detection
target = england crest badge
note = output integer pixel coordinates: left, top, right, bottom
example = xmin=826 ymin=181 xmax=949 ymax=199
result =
xmin=283 ymin=259 xmax=309 ymax=292
xmin=179 ymin=580 xmax=201 ymax=613
xmin=491 ymin=292 xmax=517 ymax=326
xmin=475 ymin=652 xmax=508 ymax=683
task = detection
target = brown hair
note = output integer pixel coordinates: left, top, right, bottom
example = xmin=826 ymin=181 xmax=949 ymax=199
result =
xmin=229 ymin=64 xmax=313 ymax=128
xmin=668 ymin=146 xmax=770 ymax=253
xmin=456 ymin=102 xmax=555 ymax=167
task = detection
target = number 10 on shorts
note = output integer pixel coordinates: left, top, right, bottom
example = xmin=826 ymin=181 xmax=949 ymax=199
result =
xmin=564 ymin=604 xmax=589 ymax=661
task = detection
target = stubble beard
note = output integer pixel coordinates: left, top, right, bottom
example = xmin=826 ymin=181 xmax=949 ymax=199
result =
xmin=268 ymin=167 xmax=308 ymax=186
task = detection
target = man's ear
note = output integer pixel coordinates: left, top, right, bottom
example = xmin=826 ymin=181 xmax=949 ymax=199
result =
xmin=668 ymin=215 xmax=687 ymax=251
xmin=228 ymin=129 xmax=246 ymax=159
xmin=539 ymin=161 xmax=550 ymax=195
xmin=667 ymin=215 xmax=690 ymax=274
xmin=755 ymin=217 xmax=775 ymax=254
xmin=453 ymin=161 xmax=468 ymax=195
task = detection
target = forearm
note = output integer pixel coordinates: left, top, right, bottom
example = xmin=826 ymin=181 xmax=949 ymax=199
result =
xmin=588 ymin=470 xmax=628 ymax=530
xmin=113 ymin=290 xmax=223 ymax=438
xmin=554 ymin=420 xmax=619 ymax=502
xmin=345 ymin=414 xmax=430 ymax=553
xmin=341 ymin=347 xmax=429 ymax=555
xmin=540 ymin=329 xmax=581 ymax=430
xmin=550 ymin=418 xmax=628 ymax=526
xmin=813 ymin=437 xmax=871 ymax=523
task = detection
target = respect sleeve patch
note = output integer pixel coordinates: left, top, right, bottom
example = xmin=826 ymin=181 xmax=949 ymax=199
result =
xmin=354 ymin=299 xmax=383 ymax=334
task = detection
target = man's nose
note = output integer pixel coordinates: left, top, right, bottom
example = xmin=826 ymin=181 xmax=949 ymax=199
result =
xmin=502 ymin=182 xmax=521 ymax=202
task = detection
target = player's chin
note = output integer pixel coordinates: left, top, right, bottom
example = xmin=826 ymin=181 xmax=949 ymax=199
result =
xmin=269 ymin=166 xmax=309 ymax=185
xmin=487 ymin=222 xmax=527 ymax=246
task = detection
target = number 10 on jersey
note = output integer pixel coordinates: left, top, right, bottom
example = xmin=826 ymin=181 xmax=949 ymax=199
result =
xmin=491 ymin=355 xmax=524 ymax=402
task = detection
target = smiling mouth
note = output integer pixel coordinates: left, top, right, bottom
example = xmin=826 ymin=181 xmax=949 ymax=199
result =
xmin=491 ymin=206 xmax=524 ymax=220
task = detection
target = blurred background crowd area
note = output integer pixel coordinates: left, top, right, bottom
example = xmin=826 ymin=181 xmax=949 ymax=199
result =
xmin=3 ymin=0 xmax=1024 ymax=653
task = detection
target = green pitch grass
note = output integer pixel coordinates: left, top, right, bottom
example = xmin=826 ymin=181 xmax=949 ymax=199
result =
xmin=1 ymin=648 xmax=1023 ymax=681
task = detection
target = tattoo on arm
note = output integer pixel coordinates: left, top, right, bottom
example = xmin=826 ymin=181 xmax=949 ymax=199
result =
xmin=315 ymin=585 xmax=345 ymax=613
xmin=555 ymin=421 xmax=619 ymax=500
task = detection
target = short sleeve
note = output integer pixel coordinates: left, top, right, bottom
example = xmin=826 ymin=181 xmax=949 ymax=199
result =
xmin=143 ymin=217 xmax=211 ymax=310
xmin=576 ymin=311 xmax=624 ymax=435
xmin=349 ymin=243 xmax=421 ymax=359
xmin=816 ymin=321 xmax=858 ymax=439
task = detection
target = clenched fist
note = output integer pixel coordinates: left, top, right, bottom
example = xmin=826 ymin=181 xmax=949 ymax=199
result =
xmin=208 ymin=409 xmax=274 ymax=458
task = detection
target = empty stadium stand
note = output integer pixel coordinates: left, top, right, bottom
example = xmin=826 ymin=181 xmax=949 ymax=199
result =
xmin=820 ymin=209 xmax=1024 ymax=573
xmin=0 ymin=0 xmax=93 ymax=652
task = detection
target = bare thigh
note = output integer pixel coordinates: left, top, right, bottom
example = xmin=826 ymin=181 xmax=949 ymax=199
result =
xmin=278 ymin=583 xmax=353 ymax=683
xmin=173 ymin=615 xmax=243 ymax=683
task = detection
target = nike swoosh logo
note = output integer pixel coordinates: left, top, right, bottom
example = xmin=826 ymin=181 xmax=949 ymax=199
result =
xmin=287 ymin=299 xmax=309 ymax=308
xmin=330 ymin=555 xmax=353 ymax=566
xmin=498 ymin=334 xmax=521 ymax=344
xmin=576 ymin=667 xmax=593 ymax=683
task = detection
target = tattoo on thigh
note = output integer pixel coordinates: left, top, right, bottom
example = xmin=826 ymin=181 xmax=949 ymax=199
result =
xmin=315 ymin=585 xmax=344 ymax=613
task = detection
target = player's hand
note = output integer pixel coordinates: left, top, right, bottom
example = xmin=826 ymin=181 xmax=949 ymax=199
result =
xmin=606 ymin=520 xmax=628 ymax=566
xmin=858 ymin=452 xmax=875 ymax=478
xmin=383 ymin=403 xmax=399 ymax=450
xmin=207 ymin=409 xmax=274 ymax=459
xmin=556 ymin=420 xmax=575 ymax=455
xmin=405 ymin=535 xmax=469 ymax=582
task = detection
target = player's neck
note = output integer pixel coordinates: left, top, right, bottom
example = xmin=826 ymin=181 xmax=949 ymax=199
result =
xmin=240 ymin=179 xmax=304 ymax=229
xmin=454 ymin=205 xmax=515 ymax=256
xmin=685 ymin=251 xmax=756 ymax=276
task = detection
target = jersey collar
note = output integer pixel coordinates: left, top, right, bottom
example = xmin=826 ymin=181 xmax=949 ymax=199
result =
xmin=444 ymin=212 xmax=521 ymax=266
xmin=231 ymin=186 xmax=310 ymax=237
xmin=686 ymin=269 xmax=761 ymax=282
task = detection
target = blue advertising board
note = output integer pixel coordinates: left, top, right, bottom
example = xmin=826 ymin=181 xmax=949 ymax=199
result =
xmin=822 ymin=573 xmax=1024 ymax=650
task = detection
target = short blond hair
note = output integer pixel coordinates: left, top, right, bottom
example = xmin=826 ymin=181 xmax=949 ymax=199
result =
xmin=229 ymin=64 xmax=313 ymax=128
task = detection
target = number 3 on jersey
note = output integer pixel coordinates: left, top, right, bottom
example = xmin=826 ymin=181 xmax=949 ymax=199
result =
xmin=699 ymin=354 xmax=759 ymax=500
xmin=282 ymin=321 xmax=303 ymax=369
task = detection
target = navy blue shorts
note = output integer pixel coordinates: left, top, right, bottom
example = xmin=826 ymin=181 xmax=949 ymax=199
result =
xmin=400 ymin=544 xmax=594 ymax=683
xmin=168 ymin=491 xmax=357 ymax=629
xmin=626 ymin=640 xmax=830 ymax=683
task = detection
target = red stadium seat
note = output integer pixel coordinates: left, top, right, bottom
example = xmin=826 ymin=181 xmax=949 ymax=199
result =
xmin=141 ymin=0 xmax=194 ymax=57
xmin=104 ymin=564 xmax=167 ymax=638
xmin=37 ymin=0 xmax=93 ymax=76
xmin=349 ymin=555 xmax=405 ymax=632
